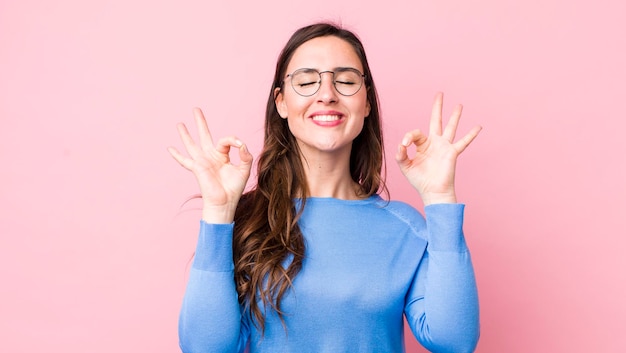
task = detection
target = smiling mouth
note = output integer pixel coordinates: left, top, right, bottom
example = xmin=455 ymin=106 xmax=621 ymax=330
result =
xmin=311 ymin=115 xmax=342 ymax=122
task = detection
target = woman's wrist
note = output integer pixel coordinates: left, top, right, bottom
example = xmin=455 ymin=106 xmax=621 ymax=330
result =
xmin=202 ymin=203 xmax=237 ymax=224
xmin=421 ymin=191 xmax=457 ymax=205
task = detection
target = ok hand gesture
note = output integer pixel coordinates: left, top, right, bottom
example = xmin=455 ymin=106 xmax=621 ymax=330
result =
xmin=395 ymin=93 xmax=481 ymax=205
xmin=168 ymin=108 xmax=253 ymax=223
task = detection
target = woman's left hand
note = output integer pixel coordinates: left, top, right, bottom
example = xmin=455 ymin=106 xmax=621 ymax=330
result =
xmin=395 ymin=92 xmax=482 ymax=205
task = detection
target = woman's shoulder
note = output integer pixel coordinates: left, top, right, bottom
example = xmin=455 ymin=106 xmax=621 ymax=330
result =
xmin=370 ymin=195 xmax=427 ymax=231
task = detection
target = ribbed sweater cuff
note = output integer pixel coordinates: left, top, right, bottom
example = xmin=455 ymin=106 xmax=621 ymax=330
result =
xmin=193 ymin=221 xmax=235 ymax=272
xmin=424 ymin=203 xmax=467 ymax=252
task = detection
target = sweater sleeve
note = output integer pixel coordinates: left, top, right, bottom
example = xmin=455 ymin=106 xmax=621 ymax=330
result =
xmin=404 ymin=204 xmax=480 ymax=353
xmin=178 ymin=221 xmax=249 ymax=353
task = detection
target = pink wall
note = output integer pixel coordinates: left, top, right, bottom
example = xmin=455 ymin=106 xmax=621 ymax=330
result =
xmin=1 ymin=0 xmax=624 ymax=352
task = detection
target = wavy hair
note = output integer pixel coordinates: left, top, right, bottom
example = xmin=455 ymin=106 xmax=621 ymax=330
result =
xmin=232 ymin=22 xmax=386 ymax=333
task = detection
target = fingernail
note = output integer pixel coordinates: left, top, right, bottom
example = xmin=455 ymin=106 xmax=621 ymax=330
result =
xmin=235 ymin=139 xmax=243 ymax=147
xmin=401 ymin=137 xmax=410 ymax=146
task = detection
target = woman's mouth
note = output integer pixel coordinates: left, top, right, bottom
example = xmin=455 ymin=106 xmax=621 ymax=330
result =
xmin=312 ymin=115 xmax=341 ymax=122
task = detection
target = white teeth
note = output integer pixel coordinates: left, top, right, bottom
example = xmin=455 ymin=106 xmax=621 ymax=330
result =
xmin=312 ymin=115 xmax=340 ymax=121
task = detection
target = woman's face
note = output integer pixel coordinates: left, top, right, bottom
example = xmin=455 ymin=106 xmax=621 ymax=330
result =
xmin=275 ymin=36 xmax=370 ymax=159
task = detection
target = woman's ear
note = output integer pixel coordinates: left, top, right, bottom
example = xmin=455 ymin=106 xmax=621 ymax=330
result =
xmin=274 ymin=87 xmax=288 ymax=119
xmin=365 ymin=99 xmax=371 ymax=118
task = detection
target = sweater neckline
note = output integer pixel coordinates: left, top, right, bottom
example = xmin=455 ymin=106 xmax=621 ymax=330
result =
xmin=295 ymin=194 xmax=382 ymax=205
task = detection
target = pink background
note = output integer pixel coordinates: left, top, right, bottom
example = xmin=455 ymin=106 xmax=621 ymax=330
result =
xmin=1 ymin=0 xmax=625 ymax=352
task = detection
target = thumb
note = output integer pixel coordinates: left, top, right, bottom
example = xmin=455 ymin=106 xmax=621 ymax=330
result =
xmin=395 ymin=144 xmax=411 ymax=169
xmin=238 ymin=143 xmax=254 ymax=174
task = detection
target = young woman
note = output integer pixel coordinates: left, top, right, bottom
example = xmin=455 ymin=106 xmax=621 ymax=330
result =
xmin=169 ymin=22 xmax=481 ymax=353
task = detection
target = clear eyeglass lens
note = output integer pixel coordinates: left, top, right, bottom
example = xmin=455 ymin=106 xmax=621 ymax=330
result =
xmin=290 ymin=69 xmax=363 ymax=96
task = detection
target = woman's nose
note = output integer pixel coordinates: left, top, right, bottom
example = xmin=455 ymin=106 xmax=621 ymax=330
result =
xmin=316 ymin=72 xmax=338 ymax=103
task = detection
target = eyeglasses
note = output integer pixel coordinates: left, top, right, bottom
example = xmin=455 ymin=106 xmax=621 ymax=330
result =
xmin=284 ymin=68 xmax=366 ymax=97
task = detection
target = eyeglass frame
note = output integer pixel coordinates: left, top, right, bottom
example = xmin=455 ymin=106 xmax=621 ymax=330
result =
xmin=282 ymin=67 xmax=367 ymax=97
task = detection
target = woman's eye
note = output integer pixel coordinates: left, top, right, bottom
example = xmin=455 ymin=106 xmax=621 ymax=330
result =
xmin=298 ymin=81 xmax=317 ymax=87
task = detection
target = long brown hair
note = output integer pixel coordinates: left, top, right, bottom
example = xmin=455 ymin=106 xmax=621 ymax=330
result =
xmin=232 ymin=22 xmax=386 ymax=333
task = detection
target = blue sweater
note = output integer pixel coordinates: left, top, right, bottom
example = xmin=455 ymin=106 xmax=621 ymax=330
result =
xmin=179 ymin=195 xmax=479 ymax=353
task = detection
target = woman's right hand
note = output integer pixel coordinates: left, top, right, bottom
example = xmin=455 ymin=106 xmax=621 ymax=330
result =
xmin=168 ymin=108 xmax=253 ymax=223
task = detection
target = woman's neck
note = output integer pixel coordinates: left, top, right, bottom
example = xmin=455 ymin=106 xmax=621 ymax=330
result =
xmin=299 ymin=149 xmax=363 ymax=200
